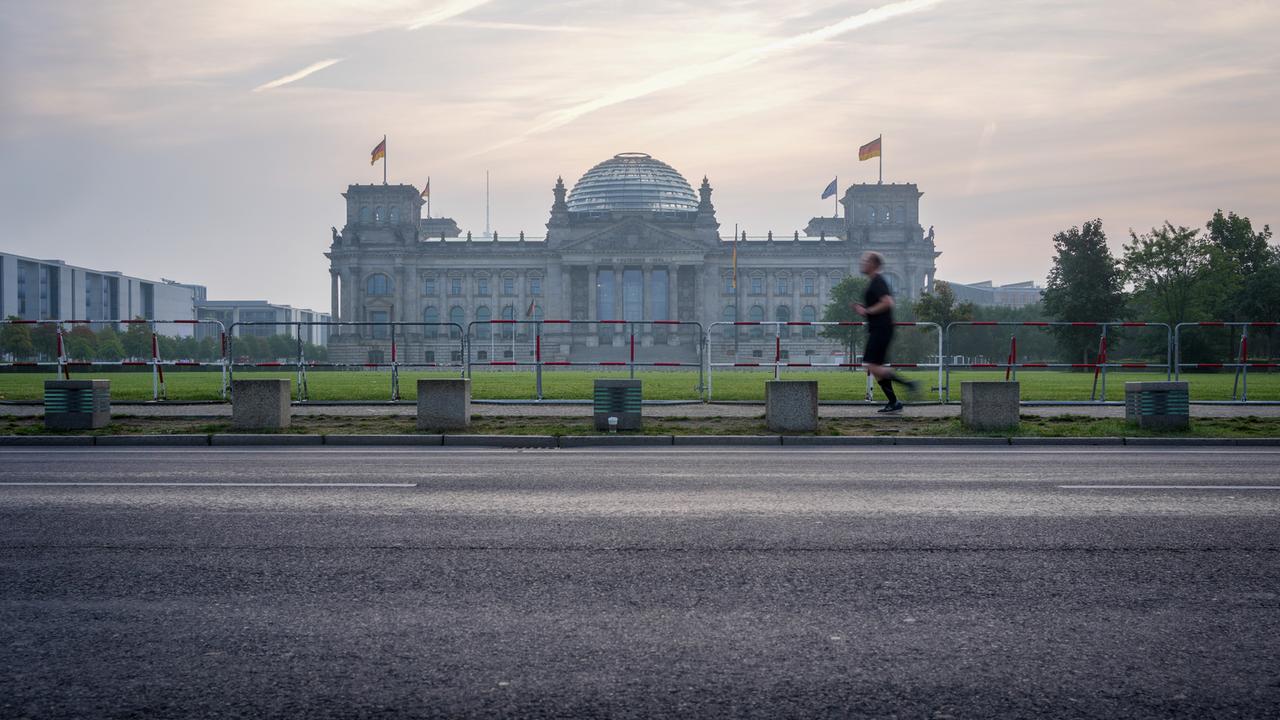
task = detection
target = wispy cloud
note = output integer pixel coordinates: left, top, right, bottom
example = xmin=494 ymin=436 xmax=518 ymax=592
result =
xmin=486 ymin=0 xmax=947 ymax=152
xmin=441 ymin=19 xmax=592 ymax=33
xmin=406 ymin=0 xmax=496 ymax=31
xmin=252 ymin=58 xmax=343 ymax=92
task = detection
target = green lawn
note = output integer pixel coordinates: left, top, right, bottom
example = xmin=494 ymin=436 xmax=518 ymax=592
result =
xmin=1 ymin=367 xmax=1276 ymax=402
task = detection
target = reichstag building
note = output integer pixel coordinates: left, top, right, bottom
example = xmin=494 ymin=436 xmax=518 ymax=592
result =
xmin=325 ymin=152 xmax=938 ymax=364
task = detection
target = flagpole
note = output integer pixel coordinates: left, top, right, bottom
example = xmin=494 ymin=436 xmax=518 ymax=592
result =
xmin=834 ymin=176 xmax=839 ymax=218
xmin=484 ymin=170 xmax=490 ymax=237
xmin=878 ymin=134 xmax=883 ymax=185
xmin=383 ymin=135 xmax=388 ymax=185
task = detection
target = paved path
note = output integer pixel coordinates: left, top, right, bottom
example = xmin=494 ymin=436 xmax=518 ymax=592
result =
xmin=2 ymin=447 xmax=1279 ymax=718
xmin=3 ymin=401 xmax=1278 ymax=419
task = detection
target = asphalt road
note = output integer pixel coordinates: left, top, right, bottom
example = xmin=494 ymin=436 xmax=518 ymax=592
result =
xmin=2 ymin=447 xmax=1279 ymax=719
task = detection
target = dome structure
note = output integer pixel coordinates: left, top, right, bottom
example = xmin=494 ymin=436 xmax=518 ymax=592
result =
xmin=566 ymin=152 xmax=699 ymax=213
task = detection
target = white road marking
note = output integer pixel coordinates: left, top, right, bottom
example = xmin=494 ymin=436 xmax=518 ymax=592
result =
xmin=0 ymin=482 xmax=418 ymax=488
xmin=1060 ymin=485 xmax=1280 ymax=490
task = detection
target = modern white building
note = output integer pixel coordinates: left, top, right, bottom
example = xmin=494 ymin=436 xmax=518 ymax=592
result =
xmin=196 ymin=301 xmax=331 ymax=345
xmin=946 ymin=280 xmax=1044 ymax=308
xmin=0 ymin=251 xmax=204 ymax=335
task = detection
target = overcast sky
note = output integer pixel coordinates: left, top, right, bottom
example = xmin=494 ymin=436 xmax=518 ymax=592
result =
xmin=2 ymin=0 xmax=1277 ymax=310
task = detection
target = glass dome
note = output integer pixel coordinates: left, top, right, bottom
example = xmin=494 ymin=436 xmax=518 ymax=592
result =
xmin=566 ymin=152 xmax=699 ymax=213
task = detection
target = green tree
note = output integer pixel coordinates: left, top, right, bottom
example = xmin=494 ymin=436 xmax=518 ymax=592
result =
xmin=63 ymin=326 xmax=98 ymax=361
xmin=1042 ymin=219 xmax=1125 ymax=361
xmin=820 ymin=276 xmax=869 ymax=365
xmin=0 ymin=316 xmax=35 ymax=359
xmin=1121 ymin=222 xmax=1207 ymax=328
xmin=912 ymin=281 xmax=976 ymax=329
xmin=30 ymin=323 xmax=58 ymax=360
xmin=95 ymin=327 xmax=126 ymax=361
xmin=121 ymin=318 xmax=151 ymax=359
xmin=1200 ymin=210 xmax=1275 ymax=322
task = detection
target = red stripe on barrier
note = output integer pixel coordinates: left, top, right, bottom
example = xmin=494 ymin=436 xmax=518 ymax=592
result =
xmin=734 ymin=362 xmax=761 ymax=367
xmin=1197 ymin=363 xmax=1224 ymax=368
xmin=119 ymin=319 xmax=147 ymax=324
xmin=255 ymin=362 xmax=284 ymax=367
xmin=173 ymin=320 xmax=199 ymax=325
xmin=1021 ymin=363 xmax=1048 ymax=368
xmin=1121 ymin=363 xmax=1151 ymax=368
xmin=894 ymin=322 xmax=918 ymax=326
xmin=652 ymin=320 xmax=683 ymax=325
xmin=1070 ymin=322 xmax=1099 ymax=327
xmin=9 ymin=320 xmax=39 ymax=324
xmin=836 ymin=322 xmax=864 ymax=327
xmin=9 ymin=362 xmax=39 ymax=367
xmin=599 ymin=361 xmax=627 ymax=366
xmin=65 ymin=362 xmax=92 ymax=367
xmin=970 ymin=322 xmax=997 ymax=326
xmin=1022 ymin=322 xmax=1050 ymax=326
xmin=972 ymin=363 xmax=999 ymax=368
xmin=541 ymin=319 xmax=572 ymax=324
xmin=1119 ymin=322 xmax=1151 ymax=327
xmin=490 ymin=320 xmax=517 ymax=324
xmin=838 ymin=363 xmax=862 ymax=368
xmin=891 ymin=363 xmax=919 ymax=368
xmin=733 ymin=322 xmax=758 ymax=326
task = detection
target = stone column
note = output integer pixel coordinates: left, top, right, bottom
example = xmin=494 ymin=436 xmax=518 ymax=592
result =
xmin=330 ymin=271 xmax=340 ymax=321
xmin=667 ymin=266 xmax=679 ymax=323
xmin=588 ymin=266 xmax=598 ymax=319
xmin=614 ymin=263 xmax=624 ymax=321
xmin=642 ymin=265 xmax=653 ymax=321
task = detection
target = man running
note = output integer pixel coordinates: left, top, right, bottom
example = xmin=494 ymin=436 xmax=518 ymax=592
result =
xmin=852 ymin=251 xmax=917 ymax=412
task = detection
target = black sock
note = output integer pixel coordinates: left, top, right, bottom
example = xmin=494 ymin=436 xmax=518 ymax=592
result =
xmin=878 ymin=378 xmax=897 ymax=403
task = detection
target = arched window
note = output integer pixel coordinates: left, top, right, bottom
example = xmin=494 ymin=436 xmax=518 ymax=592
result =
xmin=448 ymin=306 xmax=465 ymax=339
xmin=531 ymin=304 xmax=544 ymax=323
xmin=423 ymin=306 xmax=439 ymax=338
xmin=776 ymin=305 xmax=791 ymax=338
xmin=359 ymin=206 xmax=371 ymax=224
xmin=475 ymin=305 xmax=491 ymax=339
xmin=802 ymin=305 xmax=817 ymax=338
xmin=500 ymin=304 xmax=515 ymax=339
xmin=389 ymin=206 xmax=400 ymax=224
xmin=374 ymin=206 xmax=384 ymax=223
xmin=366 ymin=273 xmax=392 ymax=296
xmin=749 ymin=304 xmax=764 ymax=338
xmin=722 ymin=305 xmax=736 ymax=322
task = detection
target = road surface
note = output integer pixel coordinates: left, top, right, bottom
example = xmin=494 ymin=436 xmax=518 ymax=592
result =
xmin=2 ymin=447 xmax=1279 ymax=718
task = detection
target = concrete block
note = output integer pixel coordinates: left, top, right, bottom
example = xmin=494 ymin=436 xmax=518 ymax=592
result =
xmin=766 ymin=380 xmax=819 ymax=433
xmin=1125 ymin=381 xmax=1189 ymax=430
xmin=44 ymin=380 xmax=110 ymax=430
xmin=231 ymin=379 xmax=291 ymax=430
xmin=593 ymin=379 xmax=642 ymax=431
xmin=417 ymin=379 xmax=471 ymax=431
xmin=960 ymin=382 xmax=1020 ymax=431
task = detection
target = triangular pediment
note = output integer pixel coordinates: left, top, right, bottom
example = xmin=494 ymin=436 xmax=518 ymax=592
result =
xmin=558 ymin=218 xmax=709 ymax=255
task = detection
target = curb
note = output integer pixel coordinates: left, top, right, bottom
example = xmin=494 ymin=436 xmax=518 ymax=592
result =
xmin=559 ymin=435 xmax=674 ymax=447
xmin=781 ymin=435 xmax=895 ymax=446
xmin=442 ymin=434 xmax=558 ymax=448
xmin=0 ymin=435 xmax=94 ymax=446
xmin=324 ymin=434 xmax=444 ymax=446
xmin=95 ymin=434 xmax=211 ymax=446
xmin=673 ymin=435 xmax=782 ymax=446
xmin=894 ymin=436 xmax=1011 ymax=446
xmin=210 ymin=434 xmax=324 ymax=446
xmin=1010 ymin=437 xmax=1125 ymax=446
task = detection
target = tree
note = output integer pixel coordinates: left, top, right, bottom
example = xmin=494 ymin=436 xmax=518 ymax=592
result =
xmin=121 ymin=318 xmax=151 ymax=360
xmin=913 ymin=281 xmax=976 ymax=329
xmin=63 ymin=326 xmax=98 ymax=361
xmin=1206 ymin=210 xmax=1274 ymax=275
xmin=1121 ymin=222 xmax=1207 ymax=328
xmin=1041 ymin=219 xmax=1125 ymax=361
xmin=95 ymin=328 xmax=126 ymax=361
xmin=1200 ymin=210 xmax=1275 ymax=322
xmin=0 ymin=316 xmax=35 ymax=360
xmin=819 ymin=276 xmax=869 ymax=366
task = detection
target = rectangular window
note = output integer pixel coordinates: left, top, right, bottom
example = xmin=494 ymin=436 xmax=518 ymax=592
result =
xmin=776 ymin=277 xmax=788 ymax=295
xmin=750 ymin=276 xmax=763 ymax=295
xmin=723 ymin=275 xmax=734 ymax=295
xmin=623 ymin=269 xmax=643 ymax=321
xmin=477 ymin=277 xmax=489 ymax=296
xmin=502 ymin=276 xmax=514 ymax=295
xmin=804 ymin=276 xmax=815 ymax=295
xmin=651 ymin=269 xmax=669 ymax=321
xmin=596 ymin=270 xmax=615 ymax=320
xmin=451 ymin=350 xmax=462 ymax=363
xmin=450 ymin=277 xmax=462 ymax=295
xmin=424 ymin=350 xmax=435 ymax=364
xmin=530 ymin=277 xmax=542 ymax=296
xmin=424 ymin=278 xmax=436 ymax=295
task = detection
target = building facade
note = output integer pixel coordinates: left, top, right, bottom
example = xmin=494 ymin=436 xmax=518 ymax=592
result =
xmin=0 ymin=251 xmax=204 ymax=335
xmin=325 ymin=152 xmax=938 ymax=363
xmin=196 ymin=301 xmax=331 ymax=345
xmin=947 ymin=280 xmax=1044 ymax=308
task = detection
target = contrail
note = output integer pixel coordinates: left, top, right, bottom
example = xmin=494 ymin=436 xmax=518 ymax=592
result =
xmin=485 ymin=0 xmax=946 ymax=151
xmin=252 ymin=58 xmax=343 ymax=92
xmin=407 ymin=0 xmax=496 ymax=30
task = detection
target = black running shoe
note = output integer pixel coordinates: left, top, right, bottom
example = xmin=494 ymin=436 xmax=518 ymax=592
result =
xmin=877 ymin=401 xmax=904 ymax=413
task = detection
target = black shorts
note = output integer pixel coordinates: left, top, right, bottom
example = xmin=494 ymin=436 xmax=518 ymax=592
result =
xmin=864 ymin=326 xmax=894 ymax=365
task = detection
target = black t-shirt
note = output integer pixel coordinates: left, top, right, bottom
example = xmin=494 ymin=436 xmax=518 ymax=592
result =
xmin=863 ymin=275 xmax=893 ymax=331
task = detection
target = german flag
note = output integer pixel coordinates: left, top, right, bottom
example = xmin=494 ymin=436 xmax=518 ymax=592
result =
xmin=858 ymin=136 xmax=881 ymax=161
xmin=370 ymin=137 xmax=386 ymax=166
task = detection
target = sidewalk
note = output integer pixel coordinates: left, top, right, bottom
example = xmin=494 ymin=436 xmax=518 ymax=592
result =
xmin=3 ymin=402 xmax=1278 ymax=419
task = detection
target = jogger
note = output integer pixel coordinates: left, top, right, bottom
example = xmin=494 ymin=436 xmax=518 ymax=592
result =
xmin=852 ymin=251 xmax=917 ymax=412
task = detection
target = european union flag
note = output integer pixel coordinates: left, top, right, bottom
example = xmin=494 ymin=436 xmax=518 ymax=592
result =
xmin=821 ymin=178 xmax=837 ymax=199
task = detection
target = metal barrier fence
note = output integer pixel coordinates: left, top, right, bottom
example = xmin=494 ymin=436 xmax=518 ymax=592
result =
xmin=227 ymin=321 xmax=465 ymax=401
xmin=465 ymin=320 xmax=705 ymax=400
xmin=943 ymin=321 xmax=1171 ymax=404
xmin=706 ymin=321 xmax=944 ymax=401
xmin=0 ymin=318 xmax=227 ymax=400
xmin=1174 ymin=322 xmax=1280 ymax=403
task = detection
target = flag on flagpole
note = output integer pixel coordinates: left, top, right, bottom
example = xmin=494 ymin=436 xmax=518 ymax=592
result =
xmin=370 ymin=137 xmax=386 ymax=165
xmin=858 ymin=136 xmax=882 ymax=161
xmin=526 ymin=300 xmax=537 ymax=317
xmin=731 ymin=228 xmax=738 ymax=290
xmin=420 ymin=177 xmax=430 ymax=199
xmin=821 ymin=178 xmax=837 ymax=199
